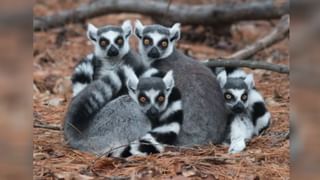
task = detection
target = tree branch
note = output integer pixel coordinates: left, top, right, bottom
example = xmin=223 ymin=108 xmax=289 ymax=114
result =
xmin=34 ymin=123 xmax=62 ymax=131
xmin=34 ymin=0 xmax=289 ymax=31
xmin=204 ymin=59 xmax=289 ymax=74
xmin=227 ymin=14 xmax=290 ymax=59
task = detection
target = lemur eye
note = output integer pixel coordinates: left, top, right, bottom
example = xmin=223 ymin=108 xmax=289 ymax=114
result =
xmin=224 ymin=93 xmax=233 ymax=100
xmin=241 ymin=93 xmax=248 ymax=101
xmin=160 ymin=40 xmax=168 ymax=48
xmin=139 ymin=96 xmax=147 ymax=104
xmin=143 ymin=37 xmax=151 ymax=46
xmin=157 ymin=95 xmax=165 ymax=104
xmin=116 ymin=36 xmax=124 ymax=45
xmin=99 ymin=39 xmax=109 ymax=47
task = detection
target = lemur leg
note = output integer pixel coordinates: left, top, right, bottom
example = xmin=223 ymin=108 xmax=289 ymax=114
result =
xmin=229 ymin=117 xmax=247 ymax=154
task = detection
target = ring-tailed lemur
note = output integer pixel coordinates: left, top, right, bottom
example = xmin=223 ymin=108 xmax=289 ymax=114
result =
xmin=109 ymin=69 xmax=183 ymax=157
xmin=64 ymin=20 xmax=228 ymax=154
xmin=71 ymin=20 xmax=144 ymax=97
xmin=134 ymin=20 xmax=228 ymax=145
xmin=217 ymin=70 xmax=271 ymax=153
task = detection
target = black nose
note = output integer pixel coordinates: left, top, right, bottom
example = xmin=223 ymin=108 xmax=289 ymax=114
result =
xmin=147 ymin=47 xmax=160 ymax=58
xmin=146 ymin=107 xmax=159 ymax=119
xmin=232 ymin=102 xmax=245 ymax=114
xmin=107 ymin=45 xmax=119 ymax=57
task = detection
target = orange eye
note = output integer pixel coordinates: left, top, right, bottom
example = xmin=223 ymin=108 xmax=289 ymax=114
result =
xmin=116 ymin=37 xmax=123 ymax=45
xmin=161 ymin=41 xmax=168 ymax=48
xmin=99 ymin=39 xmax=109 ymax=47
xmin=143 ymin=38 xmax=151 ymax=45
xmin=139 ymin=96 xmax=147 ymax=103
xmin=158 ymin=96 xmax=165 ymax=103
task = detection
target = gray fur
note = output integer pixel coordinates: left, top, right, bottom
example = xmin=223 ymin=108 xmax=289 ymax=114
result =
xmin=143 ymin=25 xmax=170 ymax=35
xmin=151 ymin=49 xmax=228 ymax=145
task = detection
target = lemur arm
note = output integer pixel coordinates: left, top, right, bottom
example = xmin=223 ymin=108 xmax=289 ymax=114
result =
xmin=111 ymin=88 xmax=183 ymax=158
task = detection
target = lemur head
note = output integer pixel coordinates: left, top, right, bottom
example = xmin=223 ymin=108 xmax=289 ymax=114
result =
xmin=87 ymin=20 xmax=132 ymax=61
xmin=134 ymin=20 xmax=181 ymax=65
xmin=217 ymin=71 xmax=255 ymax=114
xmin=127 ymin=70 xmax=175 ymax=120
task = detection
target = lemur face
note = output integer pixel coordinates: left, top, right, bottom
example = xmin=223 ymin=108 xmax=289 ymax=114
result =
xmin=134 ymin=20 xmax=181 ymax=65
xmin=127 ymin=70 xmax=175 ymax=120
xmin=87 ymin=20 xmax=132 ymax=62
xmin=217 ymin=71 xmax=255 ymax=114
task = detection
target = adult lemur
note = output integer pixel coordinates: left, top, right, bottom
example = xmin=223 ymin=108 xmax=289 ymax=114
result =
xmin=64 ymin=21 xmax=228 ymax=154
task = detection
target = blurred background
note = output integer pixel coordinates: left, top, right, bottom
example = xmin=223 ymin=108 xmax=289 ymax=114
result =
xmin=0 ymin=0 xmax=318 ymax=179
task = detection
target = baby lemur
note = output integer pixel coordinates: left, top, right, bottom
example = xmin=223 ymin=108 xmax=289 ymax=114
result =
xmin=217 ymin=69 xmax=271 ymax=153
xmin=109 ymin=69 xmax=183 ymax=157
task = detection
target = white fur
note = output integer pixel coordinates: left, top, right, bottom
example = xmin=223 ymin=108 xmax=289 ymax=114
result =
xmin=255 ymin=112 xmax=271 ymax=135
xmin=141 ymin=133 xmax=165 ymax=152
xmin=145 ymin=89 xmax=160 ymax=104
xmin=99 ymin=69 xmax=122 ymax=92
xmin=72 ymin=83 xmax=87 ymax=97
xmin=75 ymin=61 xmax=93 ymax=75
xmin=134 ymin=20 xmax=144 ymax=38
xmin=124 ymin=65 xmax=139 ymax=92
xmin=170 ymin=23 xmax=181 ymax=41
xmin=229 ymin=115 xmax=254 ymax=153
xmin=247 ymin=89 xmax=264 ymax=106
xmin=160 ymin=100 xmax=182 ymax=120
xmin=152 ymin=122 xmax=180 ymax=134
xmin=244 ymin=74 xmax=255 ymax=89
xmin=141 ymin=68 xmax=159 ymax=78
xmin=129 ymin=140 xmax=147 ymax=156
xmin=87 ymin=23 xmax=98 ymax=42
xmin=163 ymin=70 xmax=175 ymax=91
xmin=121 ymin=20 xmax=132 ymax=37
xmin=217 ymin=70 xmax=227 ymax=88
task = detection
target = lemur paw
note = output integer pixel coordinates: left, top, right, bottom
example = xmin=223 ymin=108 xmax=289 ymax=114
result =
xmin=228 ymin=140 xmax=246 ymax=154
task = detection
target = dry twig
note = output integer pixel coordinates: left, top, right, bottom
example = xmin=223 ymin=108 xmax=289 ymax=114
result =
xmin=33 ymin=0 xmax=289 ymax=31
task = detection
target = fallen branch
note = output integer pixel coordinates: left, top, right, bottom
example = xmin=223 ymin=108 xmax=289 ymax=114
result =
xmin=34 ymin=123 xmax=62 ymax=131
xmin=204 ymin=59 xmax=289 ymax=74
xmin=34 ymin=0 xmax=289 ymax=31
xmin=227 ymin=15 xmax=290 ymax=59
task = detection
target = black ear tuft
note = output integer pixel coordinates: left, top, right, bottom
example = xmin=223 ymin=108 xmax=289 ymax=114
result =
xmin=170 ymin=32 xmax=179 ymax=42
xmin=135 ymin=29 xmax=142 ymax=39
xmin=125 ymin=30 xmax=132 ymax=38
xmin=89 ymin=32 xmax=97 ymax=42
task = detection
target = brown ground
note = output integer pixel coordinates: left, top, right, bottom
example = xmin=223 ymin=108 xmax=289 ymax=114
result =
xmin=33 ymin=1 xmax=289 ymax=179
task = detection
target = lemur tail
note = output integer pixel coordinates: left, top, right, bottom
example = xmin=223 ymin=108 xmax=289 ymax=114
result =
xmin=71 ymin=54 xmax=94 ymax=97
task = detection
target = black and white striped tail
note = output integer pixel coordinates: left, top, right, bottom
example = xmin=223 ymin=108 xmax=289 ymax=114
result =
xmin=71 ymin=54 xmax=95 ymax=97
xmin=111 ymin=87 xmax=183 ymax=158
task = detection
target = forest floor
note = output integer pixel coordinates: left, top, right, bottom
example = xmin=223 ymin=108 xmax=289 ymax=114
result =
xmin=33 ymin=1 xmax=289 ymax=179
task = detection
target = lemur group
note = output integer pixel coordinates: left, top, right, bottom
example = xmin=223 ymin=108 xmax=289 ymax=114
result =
xmin=63 ymin=20 xmax=271 ymax=158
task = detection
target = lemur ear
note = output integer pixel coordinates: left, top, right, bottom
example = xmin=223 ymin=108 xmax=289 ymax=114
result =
xmin=134 ymin=20 xmax=144 ymax=39
xmin=163 ymin=70 xmax=175 ymax=91
xmin=87 ymin=23 xmax=98 ymax=42
xmin=123 ymin=66 xmax=139 ymax=93
xmin=217 ymin=70 xmax=227 ymax=88
xmin=244 ymin=74 xmax=255 ymax=89
xmin=121 ymin=20 xmax=132 ymax=38
xmin=169 ymin=23 xmax=181 ymax=41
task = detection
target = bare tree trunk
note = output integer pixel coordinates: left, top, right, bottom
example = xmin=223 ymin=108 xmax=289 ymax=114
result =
xmin=34 ymin=0 xmax=289 ymax=31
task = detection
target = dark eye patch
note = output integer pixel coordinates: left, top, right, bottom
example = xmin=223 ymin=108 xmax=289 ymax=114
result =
xmin=143 ymin=36 xmax=153 ymax=46
xmin=115 ymin=36 xmax=124 ymax=46
xmin=224 ymin=92 xmax=234 ymax=101
xmin=241 ymin=92 xmax=248 ymax=102
xmin=99 ymin=38 xmax=109 ymax=48
xmin=156 ymin=93 xmax=165 ymax=105
xmin=158 ymin=38 xmax=169 ymax=49
xmin=138 ymin=93 xmax=149 ymax=105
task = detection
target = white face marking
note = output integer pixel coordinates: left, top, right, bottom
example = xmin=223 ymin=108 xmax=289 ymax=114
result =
xmin=152 ymin=122 xmax=180 ymax=134
xmin=229 ymin=89 xmax=246 ymax=102
xmin=145 ymin=89 xmax=160 ymax=104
